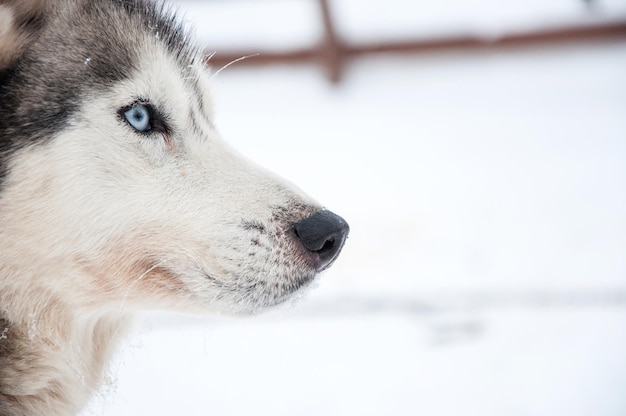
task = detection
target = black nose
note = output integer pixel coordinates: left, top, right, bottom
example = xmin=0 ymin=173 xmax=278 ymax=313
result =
xmin=293 ymin=210 xmax=349 ymax=271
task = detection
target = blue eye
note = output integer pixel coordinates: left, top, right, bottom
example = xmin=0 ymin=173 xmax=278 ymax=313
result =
xmin=124 ymin=105 xmax=151 ymax=132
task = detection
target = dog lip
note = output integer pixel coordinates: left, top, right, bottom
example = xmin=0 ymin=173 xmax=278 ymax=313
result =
xmin=198 ymin=269 xmax=317 ymax=313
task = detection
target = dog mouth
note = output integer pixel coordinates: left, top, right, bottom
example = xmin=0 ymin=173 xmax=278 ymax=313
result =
xmin=202 ymin=269 xmax=317 ymax=312
xmin=179 ymin=209 xmax=349 ymax=313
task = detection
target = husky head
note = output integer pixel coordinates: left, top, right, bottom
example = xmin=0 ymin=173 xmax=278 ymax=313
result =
xmin=0 ymin=0 xmax=349 ymax=316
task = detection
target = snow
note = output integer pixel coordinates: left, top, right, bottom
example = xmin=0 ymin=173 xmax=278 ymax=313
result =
xmin=86 ymin=308 xmax=626 ymax=416
xmin=83 ymin=2 xmax=626 ymax=416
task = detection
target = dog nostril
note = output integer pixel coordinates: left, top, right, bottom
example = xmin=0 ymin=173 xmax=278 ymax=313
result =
xmin=320 ymin=238 xmax=335 ymax=253
xmin=293 ymin=210 xmax=349 ymax=271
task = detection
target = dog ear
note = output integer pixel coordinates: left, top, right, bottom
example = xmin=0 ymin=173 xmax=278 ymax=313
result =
xmin=0 ymin=0 xmax=48 ymax=69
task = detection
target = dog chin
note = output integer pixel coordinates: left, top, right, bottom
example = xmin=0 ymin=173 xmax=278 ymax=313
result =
xmin=203 ymin=271 xmax=318 ymax=315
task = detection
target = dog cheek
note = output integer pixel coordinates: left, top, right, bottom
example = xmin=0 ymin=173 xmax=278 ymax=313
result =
xmin=75 ymin=237 xmax=192 ymax=310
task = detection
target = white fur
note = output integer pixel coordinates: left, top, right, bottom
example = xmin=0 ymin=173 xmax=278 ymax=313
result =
xmin=0 ymin=10 xmax=327 ymax=415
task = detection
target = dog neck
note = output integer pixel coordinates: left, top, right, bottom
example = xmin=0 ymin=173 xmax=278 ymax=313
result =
xmin=0 ymin=297 xmax=132 ymax=416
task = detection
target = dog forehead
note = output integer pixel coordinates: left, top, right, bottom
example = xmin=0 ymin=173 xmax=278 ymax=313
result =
xmin=49 ymin=0 xmax=197 ymax=82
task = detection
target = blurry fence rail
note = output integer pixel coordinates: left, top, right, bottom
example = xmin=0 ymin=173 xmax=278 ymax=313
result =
xmin=202 ymin=0 xmax=626 ymax=83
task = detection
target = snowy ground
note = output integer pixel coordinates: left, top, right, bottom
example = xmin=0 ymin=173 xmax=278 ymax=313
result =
xmin=83 ymin=2 xmax=626 ymax=415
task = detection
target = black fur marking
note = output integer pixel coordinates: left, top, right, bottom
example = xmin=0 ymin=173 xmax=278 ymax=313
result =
xmin=242 ymin=220 xmax=267 ymax=234
xmin=188 ymin=110 xmax=205 ymax=138
xmin=187 ymin=74 xmax=215 ymax=129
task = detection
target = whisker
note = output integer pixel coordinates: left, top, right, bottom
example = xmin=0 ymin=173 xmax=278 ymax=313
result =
xmin=209 ymin=53 xmax=260 ymax=80
xmin=204 ymin=50 xmax=217 ymax=62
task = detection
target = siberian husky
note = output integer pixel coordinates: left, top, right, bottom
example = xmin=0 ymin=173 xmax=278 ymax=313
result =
xmin=0 ymin=0 xmax=349 ymax=414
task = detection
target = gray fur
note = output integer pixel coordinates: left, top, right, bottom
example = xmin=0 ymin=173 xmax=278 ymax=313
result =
xmin=0 ymin=0 xmax=195 ymax=183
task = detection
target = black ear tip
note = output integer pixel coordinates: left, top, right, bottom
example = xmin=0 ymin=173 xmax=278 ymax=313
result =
xmin=293 ymin=210 xmax=349 ymax=271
